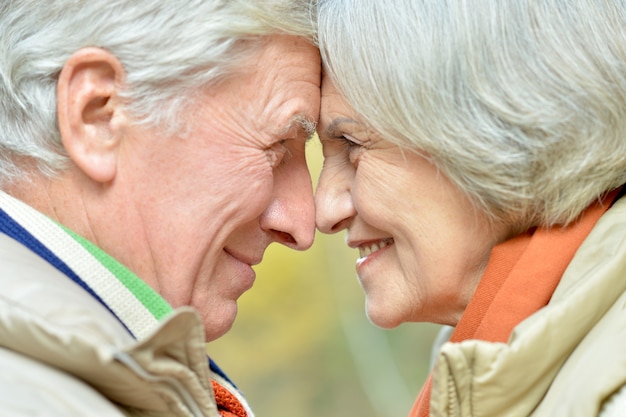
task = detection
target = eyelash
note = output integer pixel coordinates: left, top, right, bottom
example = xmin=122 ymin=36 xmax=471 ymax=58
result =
xmin=333 ymin=134 xmax=365 ymax=167
xmin=335 ymin=134 xmax=360 ymax=148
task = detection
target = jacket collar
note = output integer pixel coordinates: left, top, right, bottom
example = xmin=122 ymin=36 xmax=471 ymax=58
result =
xmin=0 ymin=191 xmax=244 ymax=406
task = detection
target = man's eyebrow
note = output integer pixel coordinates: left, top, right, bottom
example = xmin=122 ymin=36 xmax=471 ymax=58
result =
xmin=284 ymin=114 xmax=318 ymax=141
xmin=324 ymin=117 xmax=358 ymax=138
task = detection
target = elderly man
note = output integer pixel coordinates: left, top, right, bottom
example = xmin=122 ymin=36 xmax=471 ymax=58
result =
xmin=0 ymin=1 xmax=320 ymax=416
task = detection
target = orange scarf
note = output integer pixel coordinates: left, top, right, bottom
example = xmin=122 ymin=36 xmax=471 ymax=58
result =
xmin=212 ymin=380 xmax=248 ymax=417
xmin=409 ymin=189 xmax=619 ymax=417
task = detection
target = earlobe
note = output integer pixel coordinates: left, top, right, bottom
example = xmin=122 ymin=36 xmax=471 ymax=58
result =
xmin=57 ymin=47 xmax=126 ymax=183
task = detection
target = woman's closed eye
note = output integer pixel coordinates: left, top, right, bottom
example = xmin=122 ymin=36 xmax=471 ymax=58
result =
xmin=334 ymin=134 xmax=365 ymax=165
xmin=335 ymin=134 xmax=360 ymax=148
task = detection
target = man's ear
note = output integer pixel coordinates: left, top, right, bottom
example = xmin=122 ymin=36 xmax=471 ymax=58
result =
xmin=57 ymin=47 xmax=127 ymax=183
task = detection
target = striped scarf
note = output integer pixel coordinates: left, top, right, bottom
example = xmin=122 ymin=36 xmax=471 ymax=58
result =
xmin=0 ymin=191 xmax=251 ymax=417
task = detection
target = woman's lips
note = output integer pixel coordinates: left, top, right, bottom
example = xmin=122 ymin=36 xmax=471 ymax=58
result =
xmin=352 ymin=238 xmax=394 ymax=267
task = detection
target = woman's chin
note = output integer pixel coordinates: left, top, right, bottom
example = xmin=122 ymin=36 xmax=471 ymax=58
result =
xmin=365 ymin=302 xmax=403 ymax=329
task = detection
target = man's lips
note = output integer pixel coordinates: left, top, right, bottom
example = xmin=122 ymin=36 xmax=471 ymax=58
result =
xmin=224 ymin=247 xmax=263 ymax=266
xmin=222 ymin=248 xmax=260 ymax=294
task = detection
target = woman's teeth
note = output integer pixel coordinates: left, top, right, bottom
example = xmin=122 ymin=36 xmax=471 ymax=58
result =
xmin=358 ymin=238 xmax=393 ymax=258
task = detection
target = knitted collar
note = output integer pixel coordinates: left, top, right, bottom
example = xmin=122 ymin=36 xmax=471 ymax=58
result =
xmin=0 ymin=191 xmax=251 ymax=417
xmin=410 ymin=188 xmax=620 ymax=417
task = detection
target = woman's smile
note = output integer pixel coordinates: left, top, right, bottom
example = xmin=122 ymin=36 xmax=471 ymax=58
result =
xmin=354 ymin=237 xmax=394 ymax=267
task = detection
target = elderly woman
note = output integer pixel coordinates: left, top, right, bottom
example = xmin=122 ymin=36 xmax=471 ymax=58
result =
xmin=314 ymin=1 xmax=626 ymax=416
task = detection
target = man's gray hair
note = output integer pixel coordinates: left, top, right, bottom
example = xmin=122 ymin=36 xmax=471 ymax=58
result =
xmin=318 ymin=0 xmax=626 ymax=228
xmin=0 ymin=0 xmax=316 ymax=184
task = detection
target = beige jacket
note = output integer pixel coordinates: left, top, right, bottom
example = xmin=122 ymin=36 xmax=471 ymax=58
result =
xmin=429 ymin=197 xmax=626 ymax=416
xmin=0 ymin=191 xmax=240 ymax=417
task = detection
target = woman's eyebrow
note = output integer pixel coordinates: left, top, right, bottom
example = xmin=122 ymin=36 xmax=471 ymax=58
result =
xmin=324 ymin=117 xmax=358 ymax=137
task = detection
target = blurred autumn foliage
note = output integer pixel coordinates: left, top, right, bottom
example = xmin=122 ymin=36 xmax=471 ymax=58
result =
xmin=207 ymin=139 xmax=441 ymax=417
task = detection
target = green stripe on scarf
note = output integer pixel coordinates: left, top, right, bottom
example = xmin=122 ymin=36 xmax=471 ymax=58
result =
xmin=60 ymin=225 xmax=172 ymax=320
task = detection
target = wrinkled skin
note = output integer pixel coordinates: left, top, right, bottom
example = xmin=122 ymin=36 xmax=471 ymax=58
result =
xmin=315 ymin=76 xmax=510 ymax=327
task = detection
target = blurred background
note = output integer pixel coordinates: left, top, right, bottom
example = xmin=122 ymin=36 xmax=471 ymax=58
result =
xmin=208 ymin=139 xmax=442 ymax=417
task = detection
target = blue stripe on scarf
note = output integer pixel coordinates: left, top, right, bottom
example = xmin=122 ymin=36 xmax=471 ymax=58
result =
xmin=0 ymin=207 xmax=238 ymax=388
xmin=0 ymin=208 xmax=134 ymax=337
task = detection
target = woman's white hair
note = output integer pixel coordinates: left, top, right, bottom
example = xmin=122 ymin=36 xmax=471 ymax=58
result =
xmin=0 ymin=0 xmax=316 ymax=184
xmin=318 ymin=0 xmax=626 ymax=228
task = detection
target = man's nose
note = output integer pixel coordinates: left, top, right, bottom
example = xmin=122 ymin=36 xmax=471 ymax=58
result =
xmin=315 ymin=161 xmax=356 ymax=234
xmin=259 ymin=153 xmax=316 ymax=250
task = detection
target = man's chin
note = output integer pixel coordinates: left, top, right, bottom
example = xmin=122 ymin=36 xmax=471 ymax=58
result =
xmin=201 ymin=303 xmax=238 ymax=342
